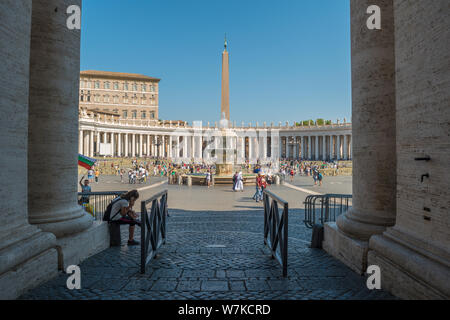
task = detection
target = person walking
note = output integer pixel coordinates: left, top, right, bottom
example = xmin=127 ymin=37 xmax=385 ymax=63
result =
xmin=94 ymin=168 xmax=100 ymax=184
xmin=235 ymin=171 xmax=244 ymax=192
xmin=206 ymin=170 xmax=211 ymax=188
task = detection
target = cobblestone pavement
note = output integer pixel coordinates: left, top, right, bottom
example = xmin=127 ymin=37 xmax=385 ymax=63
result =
xmin=21 ymin=207 xmax=395 ymax=300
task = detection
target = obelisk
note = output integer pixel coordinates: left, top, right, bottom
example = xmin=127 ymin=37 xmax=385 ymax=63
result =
xmin=221 ymin=35 xmax=230 ymax=121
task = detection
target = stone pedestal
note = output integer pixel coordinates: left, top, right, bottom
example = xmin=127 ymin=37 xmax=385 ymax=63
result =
xmin=324 ymin=0 xmax=397 ymax=273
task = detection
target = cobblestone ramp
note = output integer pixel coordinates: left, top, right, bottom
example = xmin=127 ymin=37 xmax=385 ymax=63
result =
xmin=20 ymin=209 xmax=395 ymax=300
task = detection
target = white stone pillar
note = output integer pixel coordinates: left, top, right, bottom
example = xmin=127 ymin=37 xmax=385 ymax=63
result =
xmin=0 ymin=0 xmax=57 ymax=298
xmin=112 ymin=133 xmax=116 ymax=157
xmin=343 ymin=135 xmax=348 ymax=160
xmin=322 ymin=136 xmax=327 ymax=161
xmin=146 ymin=134 xmax=150 ymax=156
xmin=96 ymin=131 xmax=100 ymax=156
xmin=329 ymin=135 xmax=334 ymax=160
xmin=89 ymin=131 xmax=94 ymax=157
xmin=307 ymin=136 xmax=312 ymax=160
xmin=125 ymin=133 xmax=129 ymax=157
xmin=314 ymin=136 xmax=318 ymax=160
xmin=324 ymin=0 xmax=397 ymax=274
xmin=249 ymin=136 xmax=253 ymax=160
xmin=139 ymin=134 xmax=143 ymax=157
xmin=28 ymin=0 xmax=93 ymax=239
xmin=300 ymin=136 xmax=304 ymax=160
xmin=336 ymin=134 xmax=342 ymax=160
xmin=132 ymin=134 xmax=136 ymax=157
xmin=79 ymin=130 xmax=83 ymax=154
xmin=117 ymin=133 xmax=121 ymax=157
xmin=183 ymin=136 xmax=188 ymax=159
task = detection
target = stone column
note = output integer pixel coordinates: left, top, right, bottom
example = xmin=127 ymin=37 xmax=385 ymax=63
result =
xmin=28 ymin=0 xmax=93 ymax=240
xmin=139 ymin=134 xmax=143 ymax=157
xmin=0 ymin=0 xmax=57 ymax=299
xmin=314 ymin=136 xmax=318 ymax=160
xmin=323 ymin=0 xmax=397 ymax=274
xmin=132 ymin=134 xmax=136 ymax=157
xmin=307 ymin=136 xmax=312 ymax=160
xmin=169 ymin=136 xmax=172 ymax=158
xmin=117 ymin=133 xmax=121 ymax=157
xmin=248 ymin=136 xmax=253 ymax=160
xmin=79 ymin=130 xmax=83 ymax=154
xmin=125 ymin=133 xmax=128 ymax=157
xmin=96 ymin=131 xmax=100 ymax=156
xmin=146 ymin=135 xmax=150 ymax=156
xmin=88 ymin=131 xmax=93 ymax=157
xmin=300 ymin=136 xmax=304 ymax=160
xmin=336 ymin=135 xmax=341 ymax=160
xmin=111 ymin=133 xmax=115 ymax=157
xmin=343 ymin=135 xmax=348 ymax=160
xmin=183 ymin=136 xmax=188 ymax=159
xmin=368 ymin=0 xmax=450 ymax=299
xmin=322 ymin=136 xmax=327 ymax=161
xmin=329 ymin=135 xmax=334 ymax=160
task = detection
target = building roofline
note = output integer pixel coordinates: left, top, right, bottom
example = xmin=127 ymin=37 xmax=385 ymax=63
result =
xmin=80 ymin=70 xmax=161 ymax=82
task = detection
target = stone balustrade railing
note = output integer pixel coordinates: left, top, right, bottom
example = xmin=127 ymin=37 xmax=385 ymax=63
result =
xmin=79 ymin=115 xmax=352 ymax=131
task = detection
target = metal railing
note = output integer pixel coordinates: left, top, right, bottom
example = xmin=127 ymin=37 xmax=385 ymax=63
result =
xmin=304 ymin=194 xmax=352 ymax=228
xmin=78 ymin=191 xmax=126 ymax=220
xmin=263 ymin=190 xmax=288 ymax=277
xmin=140 ymin=189 xmax=168 ymax=274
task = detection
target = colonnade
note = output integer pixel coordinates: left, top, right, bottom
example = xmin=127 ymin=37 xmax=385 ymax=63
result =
xmin=78 ymin=128 xmax=352 ymax=162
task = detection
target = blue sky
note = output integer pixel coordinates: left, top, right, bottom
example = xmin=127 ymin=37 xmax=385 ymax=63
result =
xmin=81 ymin=0 xmax=351 ymax=125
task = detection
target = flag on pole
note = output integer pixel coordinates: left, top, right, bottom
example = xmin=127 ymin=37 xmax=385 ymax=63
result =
xmin=78 ymin=154 xmax=96 ymax=170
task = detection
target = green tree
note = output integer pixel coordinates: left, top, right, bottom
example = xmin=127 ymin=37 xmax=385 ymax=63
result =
xmin=316 ymin=118 xmax=325 ymax=125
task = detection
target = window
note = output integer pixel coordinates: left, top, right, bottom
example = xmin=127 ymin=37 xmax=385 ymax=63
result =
xmin=87 ymin=91 xmax=91 ymax=102
xmin=132 ymin=110 xmax=137 ymax=119
xmin=141 ymin=111 xmax=146 ymax=119
xmin=104 ymin=81 xmax=110 ymax=89
xmin=80 ymin=80 xmax=84 ymax=88
xmin=123 ymin=110 xmax=128 ymax=118
xmin=113 ymin=95 xmax=119 ymax=103
xmin=80 ymin=90 xmax=84 ymax=101
xmin=132 ymin=94 xmax=137 ymax=104
xmin=124 ymin=82 xmax=129 ymax=91
xmin=141 ymin=94 xmax=146 ymax=105
xmin=113 ymin=82 xmax=119 ymax=90
xmin=94 ymin=81 xmax=100 ymax=89
xmin=104 ymin=95 xmax=109 ymax=103
xmin=150 ymin=112 xmax=155 ymax=119
xmin=113 ymin=109 xmax=119 ymax=114
xmin=141 ymin=84 xmax=146 ymax=92
xmin=123 ymin=94 xmax=128 ymax=103
xmin=132 ymin=83 xmax=138 ymax=91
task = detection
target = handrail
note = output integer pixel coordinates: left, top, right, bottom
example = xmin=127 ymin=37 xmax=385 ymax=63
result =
xmin=140 ymin=189 xmax=168 ymax=273
xmin=77 ymin=191 xmax=126 ymax=220
xmin=263 ymin=190 xmax=288 ymax=277
xmin=303 ymin=194 xmax=352 ymax=228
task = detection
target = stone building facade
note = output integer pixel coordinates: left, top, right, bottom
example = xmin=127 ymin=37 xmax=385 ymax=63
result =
xmin=79 ymin=70 xmax=159 ymax=121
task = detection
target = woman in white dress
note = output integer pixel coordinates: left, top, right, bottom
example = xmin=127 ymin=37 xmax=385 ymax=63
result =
xmin=235 ymin=171 xmax=244 ymax=191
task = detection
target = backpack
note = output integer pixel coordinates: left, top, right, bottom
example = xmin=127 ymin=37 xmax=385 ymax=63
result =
xmin=102 ymin=197 xmax=123 ymax=222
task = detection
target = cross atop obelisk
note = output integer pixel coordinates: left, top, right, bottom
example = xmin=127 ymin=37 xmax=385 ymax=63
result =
xmin=221 ymin=34 xmax=230 ymax=121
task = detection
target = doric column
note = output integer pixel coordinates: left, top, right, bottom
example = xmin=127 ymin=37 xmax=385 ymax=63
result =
xmin=79 ymin=130 xmax=83 ymax=154
xmin=248 ymin=136 xmax=253 ymax=160
xmin=300 ymin=136 xmax=304 ymax=160
xmin=307 ymin=136 xmax=312 ymax=160
xmin=183 ymin=135 xmax=188 ymax=158
xmin=96 ymin=131 xmax=100 ymax=156
xmin=131 ymin=134 xmax=136 ymax=157
xmin=28 ymin=0 xmax=93 ymax=238
xmin=322 ymin=136 xmax=327 ymax=161
xmin=146 ymin=135 xmax=150 ymax=156
xmin=139 ymin=134 xmax=143 ymax=157
xmin=125 ymin=133 xmax=128 ymax=157
xmin=343 ymin=135 xmax=348 ymax=160
xmin=111 ymin=133 xmax=116 ymax=157
xmin=324 ymin=0 xmax=397 ymax=274
xmin=329 ymin=135 xmax=334 ymax=160
xmin=0 ymin=0 xmax=57 ymax=299
xmin=314 ymin=136 xmax=318 ymax=160
xmin=117 ymin=133 xmax=121 ymax=157
xmin=336 ymin=134 xmax=342 ymax=160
